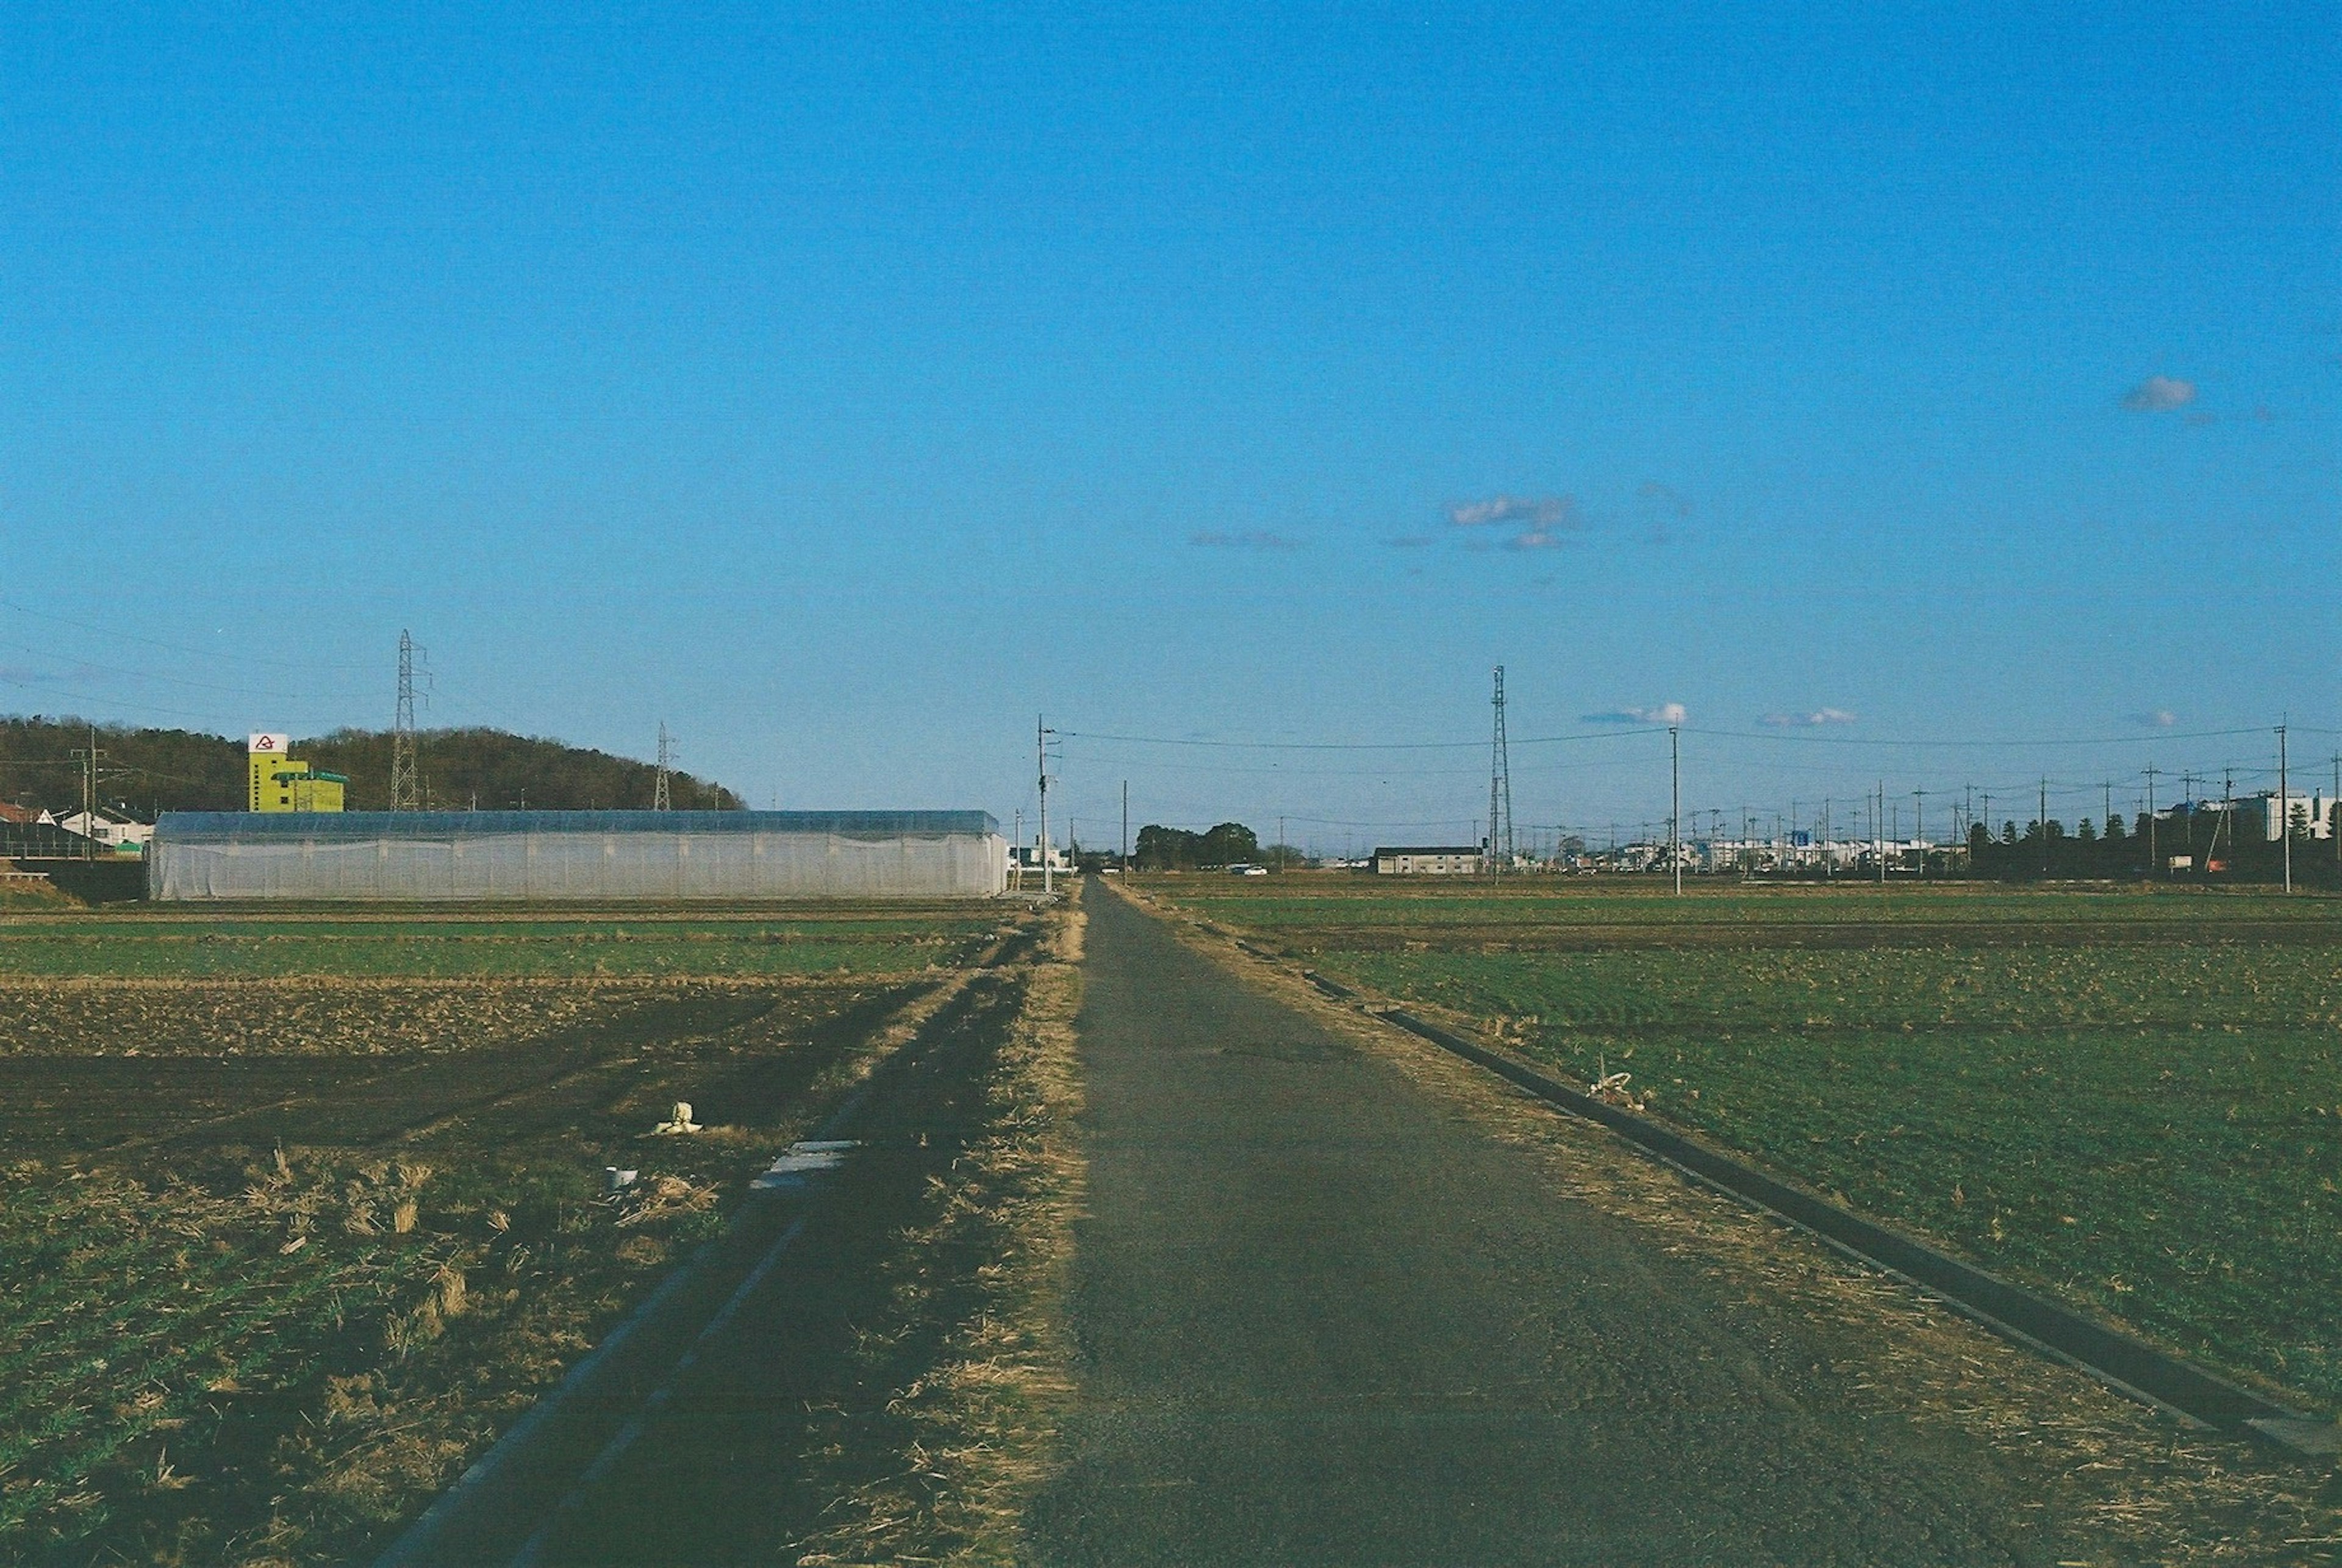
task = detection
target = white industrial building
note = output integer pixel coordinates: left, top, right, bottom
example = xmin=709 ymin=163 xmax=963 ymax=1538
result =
xmin=1372 ymin=845 xmax=1484 ymax=875
xmin=2230 ymin=791 xmax=2334 ymax=842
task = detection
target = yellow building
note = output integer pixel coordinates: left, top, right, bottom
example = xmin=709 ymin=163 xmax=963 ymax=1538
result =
xmin=248 ymin=732 xmax=347 ymax=813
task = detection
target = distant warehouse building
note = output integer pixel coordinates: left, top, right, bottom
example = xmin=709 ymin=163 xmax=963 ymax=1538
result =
xmin=151 ymin=810 xmax=1006 ymax=901
xmin=1371 ymin=845 xmax=1485 ymax=876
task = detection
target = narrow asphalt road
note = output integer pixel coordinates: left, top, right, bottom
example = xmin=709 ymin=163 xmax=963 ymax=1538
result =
xmin=1022 ymin=887 xmax=2057 ymax=1567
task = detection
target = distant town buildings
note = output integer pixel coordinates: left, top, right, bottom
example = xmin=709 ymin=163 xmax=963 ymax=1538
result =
xmin=2160 ymin=791 xmax=2333 ymax=842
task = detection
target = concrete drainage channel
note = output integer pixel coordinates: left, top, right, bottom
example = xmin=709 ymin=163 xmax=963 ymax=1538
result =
xmin=1280 ymin=965 xmax=2341 ymax=1461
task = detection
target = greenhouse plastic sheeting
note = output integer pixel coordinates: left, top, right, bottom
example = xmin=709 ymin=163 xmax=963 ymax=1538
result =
xmin=150 ymin=811 xmax=1007 ymax=901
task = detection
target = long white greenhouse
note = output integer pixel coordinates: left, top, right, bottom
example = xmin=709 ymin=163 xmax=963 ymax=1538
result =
xmin=149 ymin=810 xmax=1006 ymax=901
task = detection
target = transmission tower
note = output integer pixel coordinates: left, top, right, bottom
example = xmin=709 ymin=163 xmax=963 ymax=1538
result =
xmin=654 ymin=722 xmax=674 ymax=811
xmin=390 ymin=630 xmax=422 ymax=811
xmin=1488 ymin=665 xmax=1513 ymax=877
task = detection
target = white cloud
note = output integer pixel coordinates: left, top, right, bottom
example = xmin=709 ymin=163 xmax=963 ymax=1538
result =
xmin=1447 ymin=494 xmax=1577 ymax=529
xmin=1585 ymin=702 xmax=1686 ymax=725
xmin=2125 ymin=709 xmax=2178 ymax=728
xmin=1189 ymin=530 xmax=1300 ymax=550
xmin=1758 ymin=707 xmax=1857 ymax=728
xmin=1504 ymin=523 xmax=1575 ymax=550
xmin=2121 ymin=376 xmax=2196 ymax=412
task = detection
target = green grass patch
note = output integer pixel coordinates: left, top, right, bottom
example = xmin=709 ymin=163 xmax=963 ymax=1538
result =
xmin=1159 ymin=873 xmax=2342 ymax=934
xmin=1153 ymin=878 xmax=2342 ymax=1413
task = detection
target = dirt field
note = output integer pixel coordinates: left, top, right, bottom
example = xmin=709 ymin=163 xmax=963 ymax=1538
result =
xmin=0 ymin=904 xmax=1032 ymax=1566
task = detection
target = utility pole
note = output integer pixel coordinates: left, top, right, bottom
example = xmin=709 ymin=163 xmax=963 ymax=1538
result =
xmin=1122 ymin=781 xmax=1130 ymax=876
xmin=1037 ymin=714 xmax=1053 ymax=897
xmin=1875 ymin=780 xmax=1886 ymax=885
xmin=1489 ymin=666 xmax=1513 ymax=881
xmin=1278 ymin=815 xmax=1287 ymax=871
xmin=654 ymin=723 xmax=673 ymax=811
xmin=2279 ymin=721 xmax=2291 ymax=893
xmin=2179 ymin=770 xmax=2199 ymax=868
xmin=2143 ymin=765 xmax=2157 ymax=876
xmin=1913 ymin=789 xmax=1925 ymax=876
xmin=1011 ymin=809 xmax=1022 ymax=892
xmin=1669 ymin=724 xmax=1681 ymax=896
xmin=391 ymin=629 xmax=423 ymax=812
xmin=2039 ymin=776 xmax=2050 ymax=878
xmin=70 ymin=728 xmax=105 ymax=862
xmin=1821 ymin=796 xmax=1831 ymax=879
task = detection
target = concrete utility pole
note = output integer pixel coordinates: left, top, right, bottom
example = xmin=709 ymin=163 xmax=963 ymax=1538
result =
xmin=1913 ymin=789 xmax=1925 ymax=876
xmin=1669 ymin=725 xmax=1681 ymax=896
xmin=1122 ymin=781 xmax=1130 ymax=875
xmin=1876 ymin=781 xmax=1886 ymax=885
xmin=2279 ymin=722 xmax=2291 ymax=893
xmin=2143 ymin=765 xmax=2157 ymax=876
xmin=2039 ymin=776 xmax=2050 ymax=877
xmin=1037 ymin=714 xmax=1053 ymax=897
xmin=70 ymin=728 xmax=105 ymax=862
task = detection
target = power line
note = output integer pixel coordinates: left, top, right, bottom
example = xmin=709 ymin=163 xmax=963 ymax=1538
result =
xmin=0 ymin=639 xmax=370 ymax=705
xmin=1058 ymin=727 xmax=1666 ymax=751
xmin=0 ymin=599 xmax=377 ymax=674
xmin=1680 ymin=724 xmax=2273 ymax=749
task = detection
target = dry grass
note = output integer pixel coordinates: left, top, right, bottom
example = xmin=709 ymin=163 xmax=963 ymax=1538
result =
xmin=791 ymin=891 xmax=1089 ymax=1566
xmin=1135 ymin=884 xmax=2342 ymax=1566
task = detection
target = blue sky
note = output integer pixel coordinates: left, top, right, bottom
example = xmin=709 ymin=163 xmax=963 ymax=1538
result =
xmin=4 ymin=5 xmax=2336 ymax=849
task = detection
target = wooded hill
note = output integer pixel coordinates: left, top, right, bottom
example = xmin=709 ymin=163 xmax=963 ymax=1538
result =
xmin=0 ymin=717 xmax=743 ymax=816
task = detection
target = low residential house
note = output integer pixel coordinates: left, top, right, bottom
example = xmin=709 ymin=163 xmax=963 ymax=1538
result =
xmin=52 ymin=808 xmax=154 ymax=853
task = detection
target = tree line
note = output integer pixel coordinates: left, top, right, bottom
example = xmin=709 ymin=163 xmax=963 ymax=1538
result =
xmin=1964 ymin=808 xmax=2342 ymax=886
xmin=1132 ymin=822 xmax=1261 ymax=870
xmin=0 ymin=717 xmax=742 ymax=817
